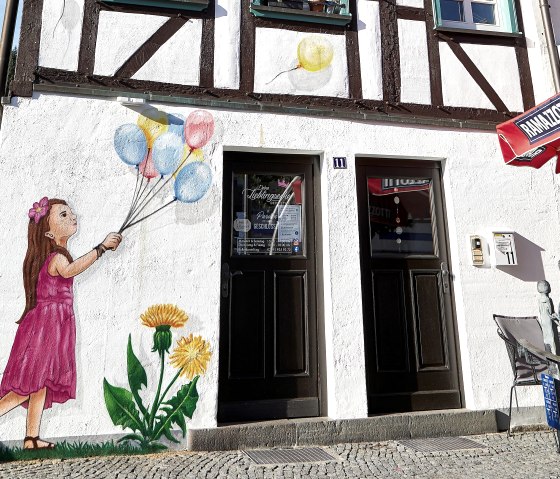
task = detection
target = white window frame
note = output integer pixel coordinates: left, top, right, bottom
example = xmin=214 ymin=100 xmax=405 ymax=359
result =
xmin=436 ymin=0 xmax=516 ymax=33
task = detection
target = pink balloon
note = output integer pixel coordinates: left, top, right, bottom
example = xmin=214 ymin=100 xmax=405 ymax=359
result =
xmin=139 ymin=149 xmax=158 ymax=179
xmin=184 ymin=110 xmax=215 ymax=149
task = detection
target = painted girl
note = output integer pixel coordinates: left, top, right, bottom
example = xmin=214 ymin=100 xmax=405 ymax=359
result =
xmin=0 ymin=197 xmax=122 ymax=449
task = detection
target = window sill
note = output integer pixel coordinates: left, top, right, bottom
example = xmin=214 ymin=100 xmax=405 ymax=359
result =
xmin=100 ymin=0 xmax=209 ymax=11
xmin=250 ymin=3 xmax=352 ymax=26
xmin=435 ymin=26 xmax=522 ymax=39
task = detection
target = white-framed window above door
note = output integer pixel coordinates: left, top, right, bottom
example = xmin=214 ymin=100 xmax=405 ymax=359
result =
xmin=433 ymin=0 xmax=519 ymax=34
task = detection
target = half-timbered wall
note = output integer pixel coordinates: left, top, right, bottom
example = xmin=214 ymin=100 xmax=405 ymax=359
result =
xmin=12 ymin=0 xmax=545 ymax=122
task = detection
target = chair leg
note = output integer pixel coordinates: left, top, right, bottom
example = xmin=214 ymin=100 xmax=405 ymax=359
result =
xmin=507 ymin=384 xmax=515 ymax=437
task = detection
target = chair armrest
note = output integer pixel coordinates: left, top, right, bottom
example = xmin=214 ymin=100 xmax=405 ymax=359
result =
xmin=519 ymin=339 xmax=560 ymax=365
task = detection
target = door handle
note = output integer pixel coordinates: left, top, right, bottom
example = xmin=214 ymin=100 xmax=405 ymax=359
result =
xmin=221 ymin=263 xmax=230 ymax=298
xmin=221 ymin=264 xmax=243 ymax=298
xmin=441 ymin=262 xmax=450 ymax=294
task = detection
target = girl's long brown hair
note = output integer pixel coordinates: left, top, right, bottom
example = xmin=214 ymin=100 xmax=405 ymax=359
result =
xmin=18 ymin=198 xmax=74 ymax=323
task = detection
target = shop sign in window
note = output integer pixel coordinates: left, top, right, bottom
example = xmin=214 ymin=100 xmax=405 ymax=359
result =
xmin=232 ymin=173 xmax=304 ymax=256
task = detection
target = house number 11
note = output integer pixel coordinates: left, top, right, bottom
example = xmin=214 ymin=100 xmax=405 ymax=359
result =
xmin=333 ymin=157 xmax=347 ymax=169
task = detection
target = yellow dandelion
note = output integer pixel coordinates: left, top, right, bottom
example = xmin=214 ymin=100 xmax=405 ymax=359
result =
xmin=170 ymin=334 xmax=212 ymax=379
xmin=140 ymin=304 xmax=188 ymax=329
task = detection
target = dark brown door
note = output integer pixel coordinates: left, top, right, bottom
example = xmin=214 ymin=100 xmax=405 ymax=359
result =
xmin=356 ymin=159 xmax=462 ymax=413
xmin=218 ymin=152 xmax=319 ymax=422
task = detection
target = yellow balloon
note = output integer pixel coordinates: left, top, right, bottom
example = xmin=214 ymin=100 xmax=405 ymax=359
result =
xmin=297 ymin=36 xmax=334 ymax=73
xmin=173 ymin=147 xmax=205 ymax=178
xmin=137 ymin=111 xmax=169 ymax=148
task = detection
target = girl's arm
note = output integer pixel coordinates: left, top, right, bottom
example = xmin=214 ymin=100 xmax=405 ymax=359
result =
xmin=49 ymin=233 xmax=122 ymax=278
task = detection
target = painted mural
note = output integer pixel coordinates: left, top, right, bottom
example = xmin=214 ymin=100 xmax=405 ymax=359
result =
xmin=104 ymin=304 xmax=211 ymax=450
xmin=268 ymin=36 xmax=335 ymax=91
xmin=0 ymin=109 xmax=217 ymax=461
xmin=0 ymin=198 xmax=122 ymax=450
xmin=114 ymin=109 xmax=215 ymax=232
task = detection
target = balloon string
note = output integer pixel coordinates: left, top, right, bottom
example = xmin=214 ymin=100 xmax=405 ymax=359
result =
xmin=124 ymin=176 xmax=162 ymax=230
xmin=122 ymin=150 xmax=193 ymax=231
xmin=119 ymin=158 xmax=150 ymax=232
xmin=120 ymin=199 xmax=178 ymax=233
xmin=266 ymin=66 xmax=300 ymax=85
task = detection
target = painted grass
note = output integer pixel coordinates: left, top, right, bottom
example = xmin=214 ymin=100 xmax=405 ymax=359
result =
xmin=0 ymin=440 xmax=165 ymax=463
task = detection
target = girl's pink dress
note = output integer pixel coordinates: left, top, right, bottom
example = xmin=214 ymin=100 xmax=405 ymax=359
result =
xmin=0 ymin=252 xmax=76 ymax=409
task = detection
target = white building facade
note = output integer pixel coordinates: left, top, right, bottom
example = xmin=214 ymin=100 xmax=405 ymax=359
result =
xmin=1 ymin=0 xmax=560 ymax=444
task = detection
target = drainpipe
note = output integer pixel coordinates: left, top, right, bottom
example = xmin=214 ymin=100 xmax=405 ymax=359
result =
xmin=0 ymin=0 xmax=19 ymax=97
xmin=540 ymin=0 xmax=560 ymax=93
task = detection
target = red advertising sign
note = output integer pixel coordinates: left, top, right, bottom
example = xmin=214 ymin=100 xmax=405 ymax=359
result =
xmin=497 ymin=92 xmax=560 ymax=172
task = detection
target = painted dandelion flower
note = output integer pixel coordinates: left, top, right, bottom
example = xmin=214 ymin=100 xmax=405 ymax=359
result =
xmin=170 ymin=334 xmax=212 ymax=379
xmin=141 ymin=304 xmax=189 ymax=354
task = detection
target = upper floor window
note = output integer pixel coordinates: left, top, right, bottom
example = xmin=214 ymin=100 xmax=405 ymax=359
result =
xmin=251 ymin=0 xmax=352 ymax=26
xmin=434 ymin=0 xmax=519 ymax=34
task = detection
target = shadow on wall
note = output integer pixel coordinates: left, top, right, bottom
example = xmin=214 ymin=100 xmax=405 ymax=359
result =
xmin=496 ymin=233 xmax=545 ymax=282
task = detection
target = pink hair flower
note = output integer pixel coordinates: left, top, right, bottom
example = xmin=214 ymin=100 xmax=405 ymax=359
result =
xmin=28 ymin=197 xmax=49 ymax=224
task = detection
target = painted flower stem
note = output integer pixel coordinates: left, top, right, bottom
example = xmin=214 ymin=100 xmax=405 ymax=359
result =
xmin=154 ymin=369 xmax=182 ymax=414
xmin=148 ymin=350 xmax=166 ymax=434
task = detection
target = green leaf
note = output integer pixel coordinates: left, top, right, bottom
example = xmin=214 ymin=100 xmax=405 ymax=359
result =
xmin=152 ymin=376 xmax=199 ymax=441
xmin=127 ymin=335 xmax=149 ymax=417
xmin=103 ymin=378 xmax=145 ymax=434
xmin=162 ymin=427 xmax=180 ymax=444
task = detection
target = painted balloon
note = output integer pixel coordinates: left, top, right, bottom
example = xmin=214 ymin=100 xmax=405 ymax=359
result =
xmin=174 ymin=147 xmax=205 ymax=178
xmin=138 ymin=149 xmax=158 ymax=179
xmin=137 ymin=111 xmax=168 ymax=148
xmin=174 ymin=162 xmax=212 ymax=203
xmin=167 ymin=113 xmax=186 ymax=142
xmin=297 ymin=36 xmax=334 ymax=72
xmin=114 ymin=124 xmax=148 ymax=166
xmin=184 ymin=110 xmax=215 ymax=149
xmin=152 ymin=133 xmax=183 ymax=176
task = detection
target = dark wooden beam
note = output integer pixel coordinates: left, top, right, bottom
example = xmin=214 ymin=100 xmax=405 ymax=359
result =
xmin=199 ymin=0 xmax=215 ymax=87
xmin=424 ymin=0 xmax=443 ymax=106
xmin=396 ymin=6 xmax=424 ymax=21
xmin=379 ymin=0 xmax=401 ymax=103
xmin=115 ymin=17 xmax=188 ymax=78
xmin=78 ymin=0 xmax=101 ymax=75
xmin=346 ymin=0 xmax=362 ymax=99
xmin=12 ymin=0 xmax=44 ymax=96
xmin=35 ymin=66 xmax=517 ymax=123
xmin=240 ymin=0 xmax=256 ymax=92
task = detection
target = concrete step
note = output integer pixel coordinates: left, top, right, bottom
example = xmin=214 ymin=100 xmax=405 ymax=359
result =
xmin=187 ymin=409 xmax=499 ymax=451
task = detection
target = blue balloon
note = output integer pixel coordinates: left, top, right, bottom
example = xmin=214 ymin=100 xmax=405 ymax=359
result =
xmin=167 ymin=114 xmax=186 ymax=142
xmin=152 ymin=132 xmax=183 ymax=176
xmin=174 ymin=162 xmax=212 ymax=203
xmin=114 ymin=124 xmax=148 ymax=166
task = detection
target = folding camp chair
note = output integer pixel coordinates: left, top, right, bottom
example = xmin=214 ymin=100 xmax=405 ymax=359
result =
xmin=493 ymin=314 xmax=549 ymax=436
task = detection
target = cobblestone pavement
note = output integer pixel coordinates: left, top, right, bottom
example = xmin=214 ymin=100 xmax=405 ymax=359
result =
xmin=1 ymin=431 xmax=560 ymax=478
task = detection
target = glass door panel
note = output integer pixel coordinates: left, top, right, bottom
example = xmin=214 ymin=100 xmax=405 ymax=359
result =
xmin=232 ymin=173 xmax=305 ymax=256
xmin=367 ymin=177 xmax=435 ymax=256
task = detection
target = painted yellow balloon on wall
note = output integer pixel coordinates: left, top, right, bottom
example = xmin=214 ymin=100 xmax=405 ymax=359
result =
xmin=296 ymin=37 xmax=334 ymax=72
xmin=267 ymin=35 xmax=335 ymax=85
